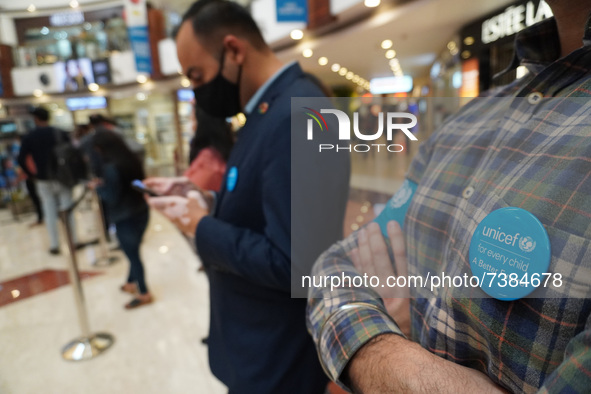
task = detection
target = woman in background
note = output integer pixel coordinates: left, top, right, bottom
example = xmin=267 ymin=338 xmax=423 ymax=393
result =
xmin=92 ymin=131 xmax=152 ymax=309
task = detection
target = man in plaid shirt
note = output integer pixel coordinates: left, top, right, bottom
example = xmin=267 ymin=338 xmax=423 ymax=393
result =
xmin=307 ymin=1 xmax=591 ymax=392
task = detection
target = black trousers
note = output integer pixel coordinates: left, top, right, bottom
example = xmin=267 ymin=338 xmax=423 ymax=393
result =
xmin=25 ymin=178 xmax=43 ymax=223
xmin=116 ymin=210 xmax=149 ymax=294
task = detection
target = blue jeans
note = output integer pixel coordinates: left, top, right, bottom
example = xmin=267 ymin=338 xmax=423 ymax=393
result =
xmin=116 ymin=210 xmax=149 ymax=294
xmin=36 ymin=180 xmax=77 ymax=249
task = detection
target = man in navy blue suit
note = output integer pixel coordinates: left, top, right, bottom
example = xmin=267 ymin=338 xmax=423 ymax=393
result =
xmin=147 ymin=1 xmax=349 ymax=392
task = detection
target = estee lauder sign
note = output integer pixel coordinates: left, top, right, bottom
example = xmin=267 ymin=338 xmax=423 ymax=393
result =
xmin=481 ymin=0 xmax=553 ymax=45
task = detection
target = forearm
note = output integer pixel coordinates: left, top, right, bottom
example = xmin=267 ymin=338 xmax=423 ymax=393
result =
xmin=307 ymin=234 xmax=405 ymax=383
xmin=346 ymin=333 xmax=507 ymax=394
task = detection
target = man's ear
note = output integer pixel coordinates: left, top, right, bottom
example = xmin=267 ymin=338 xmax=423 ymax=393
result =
xmin=222 ymin=35 xmax=246 ymax=65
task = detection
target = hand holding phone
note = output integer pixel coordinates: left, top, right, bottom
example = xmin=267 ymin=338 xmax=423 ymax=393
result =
xmin=131 ymin=179 xmax=160 ymax=197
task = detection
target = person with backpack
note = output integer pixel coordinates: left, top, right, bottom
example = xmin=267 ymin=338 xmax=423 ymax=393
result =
xmin=91 ymin=130 xmax=152 ymax=309
xmin=17 ymin=106 xmax=80 ymax=255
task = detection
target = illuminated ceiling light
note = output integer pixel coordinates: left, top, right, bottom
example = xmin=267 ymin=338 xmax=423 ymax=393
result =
xmin=88 ymin=83 xmax=99 ymax=92
xmin=463 ymin=36 xmax=475 ymax=46
xmin=11 ymin=290 xmax=20 ymax=299
xmin=352 ymin=76 xmax=360 ymax=83
xmin=364 ymin=0 xmax=380 ymax=7
xmin=331 ymin=63 xmax=340 ymax=72
xmin=450 ymin=47 xmax=459 ymax=56
xmin=136 ymin=74 xmax=148 ymax=84
xmin=338 ymin=67 xmax=348 ymax=76
xmin=40 ymin=26 xmax=49 ymax=35
xmin=33 ymin=89 xmax=43 ymax=97
xmin=290 ymin=29 xmax=304 ymax=40
xmin=69 ymin=0 xmax=79 ymax=8
xmin=461 ymin=50 xmax=471 ymax=59
xmin=318 ymin=57 xmax=328 ymax=66
xmin=447 ymin=41 xmax=457 ymax=51
xmin=27 ymin=4 xmax=36 ymax=12
xmin=302 ymin=48 xmax=313 ymax=58
xmin=381 ymin=39 xmax=393 ymax=49
xmin=346 ymin=71 xmax=354 ymax=80
xmin=180 ymin=77 xmax=191 ymax=87
xmin=159 ymin=245 xmax=169 ymax=254
xmin=389 ymin=59 xmax=399 ymax=67
xmin=136 ymin=92 xmax=146 ymax=101
xmin=385 ymin=49 xmax=396 ymax=59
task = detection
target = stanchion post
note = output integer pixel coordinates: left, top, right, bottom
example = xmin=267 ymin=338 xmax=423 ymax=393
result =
xmin=60 ymin=209 xmax=91 ymax=337
xmin=59 ymin=193 xmax=114 ymax=361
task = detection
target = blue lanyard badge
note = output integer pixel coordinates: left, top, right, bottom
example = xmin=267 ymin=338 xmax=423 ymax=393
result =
xmin=469 ymin=207 xmax=551 ymax=301
xmin=226 ymin=166 xmax=238 ymax=192
xmin=373 ymin=179 xmax=417 ymax=237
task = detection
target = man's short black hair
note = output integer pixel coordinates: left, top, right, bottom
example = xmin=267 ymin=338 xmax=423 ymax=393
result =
xmin=180 ymin=0 xmax=267 ymax=55
xmin=30 ymin=106 xmax=49 ymax=122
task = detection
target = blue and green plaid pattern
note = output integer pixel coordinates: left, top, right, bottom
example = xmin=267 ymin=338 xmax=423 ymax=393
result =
xmin=308 ymin=16 xmax=591 ymax=393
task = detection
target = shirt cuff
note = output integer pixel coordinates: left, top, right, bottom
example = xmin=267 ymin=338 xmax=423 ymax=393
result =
xmin=317 ymin=303 xmax=405 ymax=387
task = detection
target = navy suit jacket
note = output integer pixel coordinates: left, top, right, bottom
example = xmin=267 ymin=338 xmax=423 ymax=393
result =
xmin=195 ymin=63 xmax=349 ymax=393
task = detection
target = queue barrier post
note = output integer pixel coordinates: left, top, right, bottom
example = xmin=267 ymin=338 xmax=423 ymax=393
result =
xmin=59 ymin=187 xmax=114 ymax=361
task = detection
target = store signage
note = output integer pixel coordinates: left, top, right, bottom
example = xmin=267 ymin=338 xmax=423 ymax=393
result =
xmin=66 ymin=96 xmax=107 ymax=111
xmin=177 ymin=89 xmax=195 ymax=102
xmin=124 ymin=0 xmax=152 ymax=74
xmin=369 ymin=76 xmax=413 ymax=94
xmin=49 ymin=11 xmax=85 ymax=27
xmin=276 ymin=0 xmax=307 ymax=22
xmin=481 ymin=0 xmax=553 ymax=44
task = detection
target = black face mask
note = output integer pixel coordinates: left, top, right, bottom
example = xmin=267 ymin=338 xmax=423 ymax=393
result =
xmin=193 ymin=50 xmax=242 ymax=118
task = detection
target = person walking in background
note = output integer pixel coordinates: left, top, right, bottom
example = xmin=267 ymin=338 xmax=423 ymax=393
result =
xmin=184 ymin=104 xmax=233 ymax=191
xmin=17 ymin=107 xmax=78 ymax=254
xmin=91 ymin=130 xmax=152 ymax=309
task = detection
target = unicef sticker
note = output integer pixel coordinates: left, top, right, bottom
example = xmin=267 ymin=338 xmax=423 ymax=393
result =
xmin=226 ymin=166 xmax=238 ymax=192
xmin=373 ymin=179 xmax=417 ymax=237
xmin=469 ymin=207 xmax=551 ymax=301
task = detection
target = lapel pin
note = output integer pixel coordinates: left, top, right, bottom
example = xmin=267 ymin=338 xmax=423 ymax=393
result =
xmin=258 ymin=102 xmax=269 ymax=114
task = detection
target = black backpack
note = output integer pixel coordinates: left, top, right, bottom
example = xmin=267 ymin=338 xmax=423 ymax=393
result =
xmin=50 ymin=128 xmax=87 ymax=188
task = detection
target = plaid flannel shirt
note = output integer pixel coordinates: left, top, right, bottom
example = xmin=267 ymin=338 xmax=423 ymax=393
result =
xmin=308 ymin=15 xmax=591 ymax=393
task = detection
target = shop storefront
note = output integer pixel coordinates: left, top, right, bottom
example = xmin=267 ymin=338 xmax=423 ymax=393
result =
xmin=459 ymin=0 xmax=553 ymax=94
xmin=12 ymin=7 xmax=127 ymax=94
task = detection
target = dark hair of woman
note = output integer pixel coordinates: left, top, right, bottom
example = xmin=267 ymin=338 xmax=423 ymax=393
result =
xmin=189 ymin=104 xmax=234 ymax=163
xmin=93 ymin=130 xmax=145 ymax=198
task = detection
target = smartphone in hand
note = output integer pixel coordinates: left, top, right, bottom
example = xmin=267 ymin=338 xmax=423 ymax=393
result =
xmin=131 ymin=179 xmax=160 ymax=197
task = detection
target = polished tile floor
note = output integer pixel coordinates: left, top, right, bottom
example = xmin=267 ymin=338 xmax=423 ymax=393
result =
xmin=0 ymin=151 xmax=408 ymax=393
xmin=0 ymin=207 xmax=226 ymax=394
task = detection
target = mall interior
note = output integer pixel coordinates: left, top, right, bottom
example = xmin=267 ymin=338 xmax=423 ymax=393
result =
xmin=0 ymin=0 xmax=552 ymax=392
